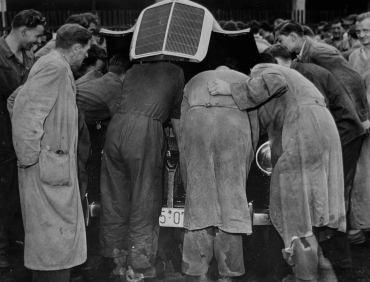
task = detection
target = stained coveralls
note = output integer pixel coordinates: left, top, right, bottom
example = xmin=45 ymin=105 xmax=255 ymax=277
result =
xmin=99 ymin=62 xmax=184 ymax=275
xmin=180 ymin=67 xmax=259 ymax=277
xmin=228 ymin=64 xmax=346 ymax=281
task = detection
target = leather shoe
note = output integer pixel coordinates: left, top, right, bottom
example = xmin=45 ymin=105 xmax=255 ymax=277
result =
xmin=0 ymin=253 xmax=10 ymax=268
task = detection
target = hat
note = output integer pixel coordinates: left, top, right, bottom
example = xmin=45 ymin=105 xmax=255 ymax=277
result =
xmin=342 ymin=14 xmax=358 ymax=26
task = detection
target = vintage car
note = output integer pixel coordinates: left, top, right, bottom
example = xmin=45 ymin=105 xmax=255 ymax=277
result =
xmin=85 ymin=0 xmax=273 ymax=229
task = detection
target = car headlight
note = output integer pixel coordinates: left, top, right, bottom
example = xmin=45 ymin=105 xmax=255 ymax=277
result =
xmin=256 ymin=141 xmax=272 ymax=175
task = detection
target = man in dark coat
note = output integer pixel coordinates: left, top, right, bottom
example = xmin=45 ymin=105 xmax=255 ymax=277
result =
xmin=0 ymin=9 xmax=45 ymax=267
xmin=99 ymin=62 xmax=184 ymax=278
xmin=75 ymin=44 xmax=107 ymax=199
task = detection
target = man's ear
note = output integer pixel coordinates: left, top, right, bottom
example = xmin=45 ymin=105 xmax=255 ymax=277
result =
xmin=289 ymin=32 xmax=297 ymax=42
xmin=19 ymin=27 xmax=28 ymax=37
xmin=72 ymin=43 xmax=82 ymax=53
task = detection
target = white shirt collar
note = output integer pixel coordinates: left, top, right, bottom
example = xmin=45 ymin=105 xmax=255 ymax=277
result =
xmin=297 ymin=40 xmax=307 ymax=61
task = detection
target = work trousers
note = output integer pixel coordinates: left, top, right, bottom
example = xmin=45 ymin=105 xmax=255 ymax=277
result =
xmin=99 ymin=115 xmax=164 ymax=271
xmin=322 ymin=136 xmax=364 ymax=267
xmin=342 ymin=136 xmax=364 ymax=215
xmin=182 ymin=227 xmax=245 ymax=277
xmin=32 ymin=269 xmax=70 ymax=282
xmin=0 ymin=151 xmax=18 ymax=254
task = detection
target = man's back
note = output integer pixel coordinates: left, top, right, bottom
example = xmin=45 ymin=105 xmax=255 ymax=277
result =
xmin=185 ymin=67 xmax=248 ymax=108
xmin=301 ymin=38 xmax=368 ymax=122
xmin=119 ymin=62 xmax=184 ymax=123
xmin=291 ymin=61 xmax=365 ymax=144
xmin=77 ymin=72 xmax=123 ymax=122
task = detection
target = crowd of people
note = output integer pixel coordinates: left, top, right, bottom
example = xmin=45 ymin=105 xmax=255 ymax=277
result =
xmin=1 ymin=4 xmax=370 ymax=282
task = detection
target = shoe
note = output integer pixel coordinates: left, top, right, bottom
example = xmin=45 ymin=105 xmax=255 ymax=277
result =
xmin=348 ymin=230 xmax=366 ymax=244
xmin=0 ymin=253 xmax=10 ymax=268
xmin=184 ymin=274 xmax=209 ymax=282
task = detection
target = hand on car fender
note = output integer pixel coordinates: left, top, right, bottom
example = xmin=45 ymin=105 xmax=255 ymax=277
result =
xmin=208 ymin=79 xmax=231 ymax=95
xmin=361 ymin=120 xmax=370 ymax=136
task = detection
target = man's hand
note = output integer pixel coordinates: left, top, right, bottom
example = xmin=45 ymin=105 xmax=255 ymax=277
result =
xmin=207 ymin=79 xmax=231 ymax=95
xmin=361 ymin=119 xmax=370 ymax=136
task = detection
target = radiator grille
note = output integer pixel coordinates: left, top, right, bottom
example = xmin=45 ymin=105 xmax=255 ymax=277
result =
xmin=135 ymin=2 xmax=205 ymax=57
xmin=135 ymin=3 xmax=172 ymax=55
xmin=165 ymin=3 xmax=204 ymax=55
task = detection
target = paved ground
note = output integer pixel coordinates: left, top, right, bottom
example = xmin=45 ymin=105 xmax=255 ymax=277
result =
xmin=1 ymin=224 xmax=370 ymax=282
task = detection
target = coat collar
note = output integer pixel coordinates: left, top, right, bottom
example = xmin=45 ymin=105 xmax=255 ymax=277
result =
xmin=298 ymin=37 xmax=313 ymax=63
xmin=50 ymin=50 xmax=76 ymax=92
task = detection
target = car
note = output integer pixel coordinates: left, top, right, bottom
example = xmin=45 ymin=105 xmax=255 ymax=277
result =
xmin=84 ymin=0 xmax=272 ymax=229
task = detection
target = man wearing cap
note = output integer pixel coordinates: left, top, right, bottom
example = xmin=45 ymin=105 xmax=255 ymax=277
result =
xmin=0 ymin=9 xmax=45 ymax=268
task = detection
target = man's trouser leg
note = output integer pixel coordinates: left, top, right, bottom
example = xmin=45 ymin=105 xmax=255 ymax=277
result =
xmin=322 ymin=136 xmax=363 ymax=267
xmin=126 ymin=148 xmax=163 ymax=273
xmin=0 ymin=152 xmax=18 ymax=255
xmin=32 ymin=269 xmax=70 ymax=282
xmin=182 ymin=227 xmax=244 ymax=277
xmin=99 ymin=123 xmax=130 ymax=259
xmin=182 ymin=228 xmax=214 ymax=276
xmin=283 ymin=235 xmax=318 ymax=281
xmin=214 ymin=229 xmax=245 ymax=277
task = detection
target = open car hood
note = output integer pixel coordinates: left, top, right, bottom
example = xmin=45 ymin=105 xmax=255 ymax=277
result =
xmin=99 ymin=0 xmax=259 ymax=80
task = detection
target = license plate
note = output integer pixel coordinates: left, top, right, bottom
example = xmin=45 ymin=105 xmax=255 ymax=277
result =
xmin=159 ymin=207 xmax=271 ymax=227
xmin=159 ymin=207 xmax=184 ymax=227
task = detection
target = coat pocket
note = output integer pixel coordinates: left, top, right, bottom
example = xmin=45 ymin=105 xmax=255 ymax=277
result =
xmin=39 ymin=149 xmax=71 ymax=186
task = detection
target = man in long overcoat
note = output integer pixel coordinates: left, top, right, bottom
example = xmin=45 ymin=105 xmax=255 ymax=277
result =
xmin=274 ymin=20 xmax=369 ymax=267
xmin=208 ymin=56 xmax=346 ymax=282
xmin=10 ymin=24 xmax=91 ymax=282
